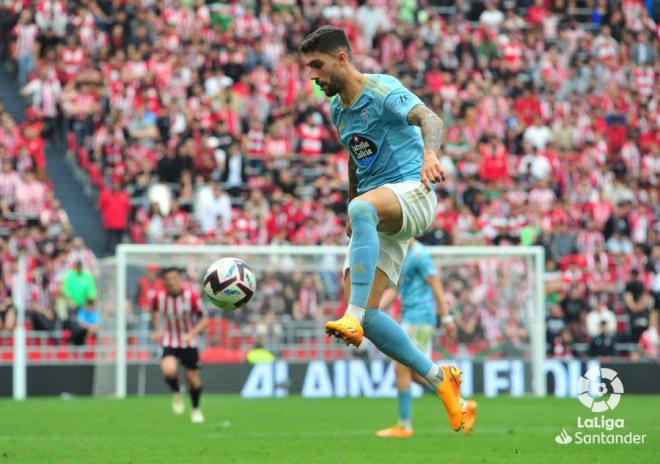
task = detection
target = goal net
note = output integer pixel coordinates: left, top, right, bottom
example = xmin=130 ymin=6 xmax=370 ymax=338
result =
xmin=94 ymin=244 xmax=545 ymax=398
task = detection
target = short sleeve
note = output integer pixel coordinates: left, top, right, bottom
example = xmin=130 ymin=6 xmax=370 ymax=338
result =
xmin=191 ymin=291 xmax=206 ymax=315
xmin=418 ymin=252 xmax=437 ymax=279
xmin=383 ymin=85 xmax=424 ymax=122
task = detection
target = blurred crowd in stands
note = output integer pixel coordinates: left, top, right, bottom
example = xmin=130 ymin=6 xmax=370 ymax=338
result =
xmin=0 ymin=0 xmax=658 ymax=360
xmin=0 ymin=99 xmax=101 ymax=345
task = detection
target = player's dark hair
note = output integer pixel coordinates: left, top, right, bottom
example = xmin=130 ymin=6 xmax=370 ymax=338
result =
xmin=299 ymin=25 xmax=352 ymax=61
xmin=161 ymin=266 xmax=181 ymax=277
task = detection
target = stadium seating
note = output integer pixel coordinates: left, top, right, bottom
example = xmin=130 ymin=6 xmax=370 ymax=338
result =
xmin=0 ymin=0 xmax=658 ymax=361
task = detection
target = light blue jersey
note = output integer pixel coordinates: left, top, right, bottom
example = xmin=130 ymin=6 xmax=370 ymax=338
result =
xmin=330 ymin=74 xmax=424 ymax=194
xmin=399 ymin=241 xmax=437 ymax=325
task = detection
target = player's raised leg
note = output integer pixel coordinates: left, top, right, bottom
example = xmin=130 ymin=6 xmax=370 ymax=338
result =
xmin=325 ymin=187 xmax=403 ymax=347
xmin=328 ymin=188 xmax=463 ymax=430
xmin=356 ymin=269 xmax=463 ymax=431
xmin=161 ymin=354 xmax=184 ymax=415
xmin=185 ymin=367 xmax=204 ymax=424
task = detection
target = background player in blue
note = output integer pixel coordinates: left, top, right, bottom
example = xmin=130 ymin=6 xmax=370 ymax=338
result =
xmin=376 ymin=239 xmax=477 ymax=437
xmin=300 ymin=25 xmax=464 ymax=431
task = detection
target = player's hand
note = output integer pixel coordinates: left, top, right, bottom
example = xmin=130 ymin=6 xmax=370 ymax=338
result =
xmin=346 ymin=221 xmax=352 ymax=238
xmin=150 ymin=331 xmax=162 ymax=343
xmin=443 ymin=320 xmax=457 ymax=339
xmin=420 ymin=149 xmax=445 ymax=191
xmin=181 ymin=332 xmax=194 ymax=344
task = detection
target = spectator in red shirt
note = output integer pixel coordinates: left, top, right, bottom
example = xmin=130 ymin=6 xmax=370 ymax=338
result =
xmin=98 ymin=177 xmax=131 ymax=256
xmin=514 ymin=87 xmax=541 ymax=126
xmin=479 ymin=136 xmax=509 ymax=183
xmin=606 ymin=114 xmax=628 ymax=154
xmin=526 ymin=0 xmax=548 ymax=27
xmin=23 ymin=125 xmax=46 ymax=172
xmin=297 ymin=112 xmax=326 ymax=159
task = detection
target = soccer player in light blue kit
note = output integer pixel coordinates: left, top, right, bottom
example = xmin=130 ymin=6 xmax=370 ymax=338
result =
xmin=376 ymin=239 xmax=477 ymax=437
xmin=300 ymin=25 xmax=464 ymax=431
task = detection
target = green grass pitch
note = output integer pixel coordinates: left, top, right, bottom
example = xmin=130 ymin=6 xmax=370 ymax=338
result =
xmin=1 ymin=394 xmax=657 ymax=463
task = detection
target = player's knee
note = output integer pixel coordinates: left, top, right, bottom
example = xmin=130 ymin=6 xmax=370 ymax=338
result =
xmin=188 ymin=374 xmax=202 ymax=389
xmin=348 ymin=200 xmax=379 ymax=225
xmin=161 ymin=361 xmax=177 ymax=377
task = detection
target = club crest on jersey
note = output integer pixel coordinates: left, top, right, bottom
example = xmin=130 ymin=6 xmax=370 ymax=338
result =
xmin=360 ymin=108 xmax=369 ymax=128
xmin=349 ymin=135 xmax=378 ymax=168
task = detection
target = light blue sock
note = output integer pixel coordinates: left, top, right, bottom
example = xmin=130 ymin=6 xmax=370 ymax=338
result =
xmin=363 ymin=308 xmax=434 ymax=378
xmin=347 ymin=200 xmax=379 ymax=309
xmin=398 ymin=388 xmax=412 ymax=424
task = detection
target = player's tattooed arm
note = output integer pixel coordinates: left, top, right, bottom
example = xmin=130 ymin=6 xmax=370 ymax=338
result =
xmin=407 ymin=104 xmax=446 ymax=191
xmin=407 ymin=103 xmax=445 ymax=155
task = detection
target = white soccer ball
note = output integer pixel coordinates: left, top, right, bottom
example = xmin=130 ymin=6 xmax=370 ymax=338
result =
xmin=203 ymin=257 xmax=257 ymax=310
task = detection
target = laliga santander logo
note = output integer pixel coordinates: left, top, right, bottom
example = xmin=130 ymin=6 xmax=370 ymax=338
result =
xmin=555 ymin=367 xmax=646 ymax=446
xmin=555 ymin=428 xmax=572 ymax=445
xmin=577 ymin=367 xmax=624 ymax=412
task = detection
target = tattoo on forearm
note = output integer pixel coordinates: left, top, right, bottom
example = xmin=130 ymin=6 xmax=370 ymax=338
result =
xmin=407 ymin=104 xmax=444 ymax=154
xmin=348 ymin=155 xmax=358 ymax=202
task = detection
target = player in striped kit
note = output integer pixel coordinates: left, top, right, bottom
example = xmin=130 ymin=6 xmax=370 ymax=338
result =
xmin=150 ymin=267 xmax=209 ymax=423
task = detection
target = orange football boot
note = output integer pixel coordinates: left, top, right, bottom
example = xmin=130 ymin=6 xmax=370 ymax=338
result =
xmin=463 ymin=400 xmax=478 ymax=435
xmin=376 ymin=425 xmax=414 ymax=438
xmin=436 ymin=366 xmax=464 ymax=432
xmin=325 ymin=314 xmax=364 ymax=347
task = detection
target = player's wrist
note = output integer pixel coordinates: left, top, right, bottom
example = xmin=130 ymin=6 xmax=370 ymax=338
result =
xmin=441 ymin=314 xmax=453 ymax=324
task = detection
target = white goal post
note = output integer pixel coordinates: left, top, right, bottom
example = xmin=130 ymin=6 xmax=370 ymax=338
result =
xmin=113 ymin=244 xmax=546 ymax=398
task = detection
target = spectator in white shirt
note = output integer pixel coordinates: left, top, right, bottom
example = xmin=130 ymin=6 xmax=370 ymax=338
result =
xmin=21 ymin=65 xmax=61 ymax=119
xmin=322 ymin=0 xmax=354 ymax=22
xmin=145 ymin=202 xmax=165 ymax=244
xmin=523 ymin=116 xmax=553 ymax=150
xmin=502 ymin=8 xmax=526 ymax=32
xmin=204 ymin=69 xmax=233 ymax=98
xmin=586 ymin=303 xmax=618 ymax=338
xmin=197 ymin=182 xmax=232 ymax=234
xmin=355 ymin=0 xmax=390 ymax=42
xmin=479 ymin=1 xmax=505 ymax=32
xmin=518 ymin=145 xmax=552 ymax=181
xmin=592 ymin=25 xmax=619 ymax=63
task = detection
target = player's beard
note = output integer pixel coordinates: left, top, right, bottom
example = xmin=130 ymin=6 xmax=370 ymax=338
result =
xmin=317 ymin=75 xmax=341 ymax=97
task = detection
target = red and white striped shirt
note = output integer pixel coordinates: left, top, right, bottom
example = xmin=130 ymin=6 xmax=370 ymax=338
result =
xmin=15 ymin=178 xmax=48 ymax=217
xmin=528 ymin=187 xmax=556 ymax=213
xmin=264 ymin=136 xmax=292 ymax=159
xmin=151 ymin=288 xmax=206 ymax=348
xmin=632 ymin=67 xmax=655 ymax=98
xmin=502 ymin=41 xmax=523 ymax=72
xmin=297 ymin=123 xmax=324 ymax=157
xmin=0 ymin=170 xmax=20 ymax=205
xmin=59 ymin=46 xmax=85 ymax=80
xmin=13 ymin=23 xmax=39 ymax=56
xmin=247 ymin=126 xmax=265 ymax=159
